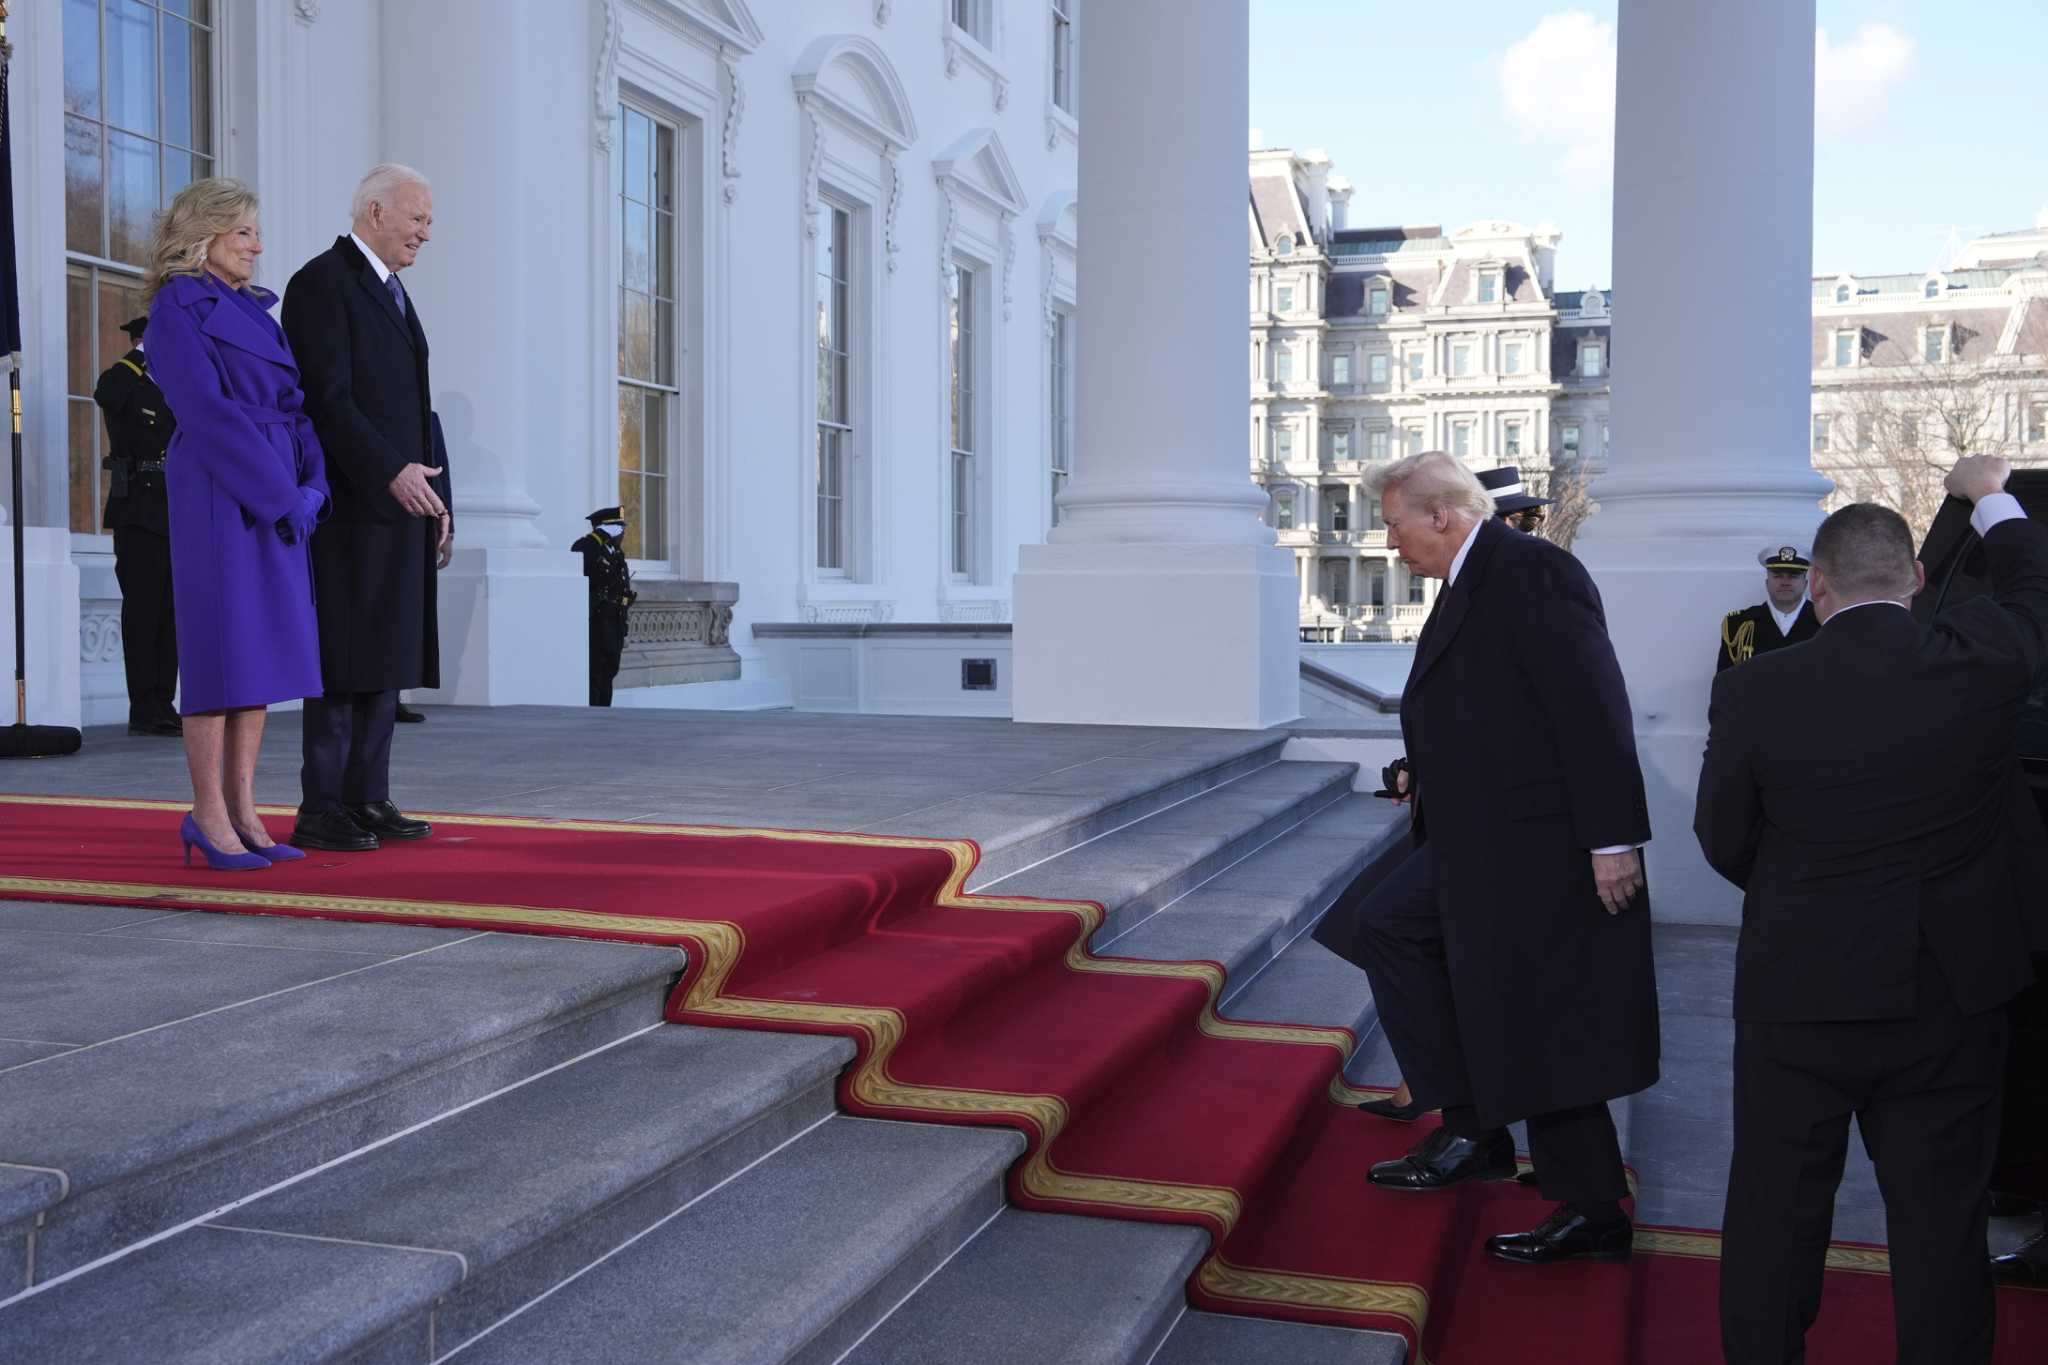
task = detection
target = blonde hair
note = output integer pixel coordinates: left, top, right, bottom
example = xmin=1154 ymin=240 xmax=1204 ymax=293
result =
xmin=143 ymin=177 xmax=260 ymax=305
xmin=1367 ymin=450 xmax=1496 ymax=522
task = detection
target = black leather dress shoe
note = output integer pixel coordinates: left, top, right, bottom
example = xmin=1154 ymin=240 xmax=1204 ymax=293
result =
xmin=1486 ymin=1204 xmax=1634 ymax=1264
xmin=1368 ymin=1127 xmax=1517 ymax=1191
xmin=394 ymin=704 xmax=425 ymax=724
xmin=291 ymin=809 xmax=380 ymax=852
xmin=128 ymin=716 xmax=182 ymax=737
xmin=347 ymin=801 xmax=432 ymax=840
xmin=1356 ymin=1094 xmax=1428 ymax=1122
xmin=1991 ymin=1228 xmax=2048 ymax=1286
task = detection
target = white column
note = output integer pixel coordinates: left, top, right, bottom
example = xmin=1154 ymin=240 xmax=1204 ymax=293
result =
xmin=1574 ymin=0 xmax=1830 ymax=923
xmin=1013 ymin=0 xmax=1296 ymax=729
xmin=380 ymin=0 xmax=588 ymax=704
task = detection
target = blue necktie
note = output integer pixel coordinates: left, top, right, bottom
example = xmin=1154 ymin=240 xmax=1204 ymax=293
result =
xmin=386 ymin=274 xmax=405 ymax=317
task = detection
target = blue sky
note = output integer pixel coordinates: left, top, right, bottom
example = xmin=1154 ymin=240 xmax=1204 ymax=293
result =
xmin=1249 ymin=0 xmax=2047 ymax=288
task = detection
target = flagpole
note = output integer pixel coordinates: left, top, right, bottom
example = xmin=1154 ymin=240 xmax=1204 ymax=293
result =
xmin=0 ymin=0 xmax=82 ymax=757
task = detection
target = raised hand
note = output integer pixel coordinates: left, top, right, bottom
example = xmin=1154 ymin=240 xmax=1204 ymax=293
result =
xmin=1946 ymin=454 xmax=2011 ymax=504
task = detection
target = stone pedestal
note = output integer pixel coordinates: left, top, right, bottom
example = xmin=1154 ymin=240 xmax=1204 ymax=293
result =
xmin=412 ymin=547 xmax=588 ymax=707
xmin=1575 ymin=0 xmax=1830 ymax=923
xmin=1013 ymin=0 xmax=1297 ymax=730
xmin=618 ymin=581 xmax=741 ymax=689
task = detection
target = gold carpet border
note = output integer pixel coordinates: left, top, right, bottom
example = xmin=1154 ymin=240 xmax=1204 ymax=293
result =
xmin=3 ymin=797 xmax=1956 ymax=1346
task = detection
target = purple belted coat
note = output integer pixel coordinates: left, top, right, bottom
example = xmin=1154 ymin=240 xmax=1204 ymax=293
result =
xmin=146 ymin=273 xmax=329 ymax=712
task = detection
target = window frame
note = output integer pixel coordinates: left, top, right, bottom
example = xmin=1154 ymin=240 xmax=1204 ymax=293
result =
xmin=1047 ymin=305 xmax=1074 ymax=528
xmin=1450 ymin=342 xmax=1472 ymax=378
xmin=1579 ymin=340 xmax=1605 ymax=379
xmin=1367 ymin=351 xmax=1389 ymax=386
xmin=1048 ymin=0 xmax=1077 ymax=116
xmin=813 ymin=196 xmax=857 ymax=576
xmin=616 ymin=98 xmax=683 ymax=568
xmin=1330 ymin=350 xmax=1352 ymax=386
xmin=948 ymin=259 xmax=987 ymax=580
xmin=61 ymin=0 xmax=223 ymax=537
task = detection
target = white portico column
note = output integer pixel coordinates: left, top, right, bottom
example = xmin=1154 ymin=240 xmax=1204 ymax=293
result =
xmin=1573 ymin=0 xmax=1830 ymax=923
xmin=377 ymin=0 xmax=587 ymax=705
xmin=1013 ymin=0 xmax=1297 ymax=729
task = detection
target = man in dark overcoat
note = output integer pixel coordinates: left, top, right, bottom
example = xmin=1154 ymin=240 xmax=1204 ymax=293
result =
xmin=281 ymin=163 xmax=449 ymax=852
xmin=1697 ymin=457 xmax=2048 ymax=1364
xmin=1327 ymin=450 xmax=1658 ymax=1265
xmin=93 ymin=316 xmax=181 ymax=736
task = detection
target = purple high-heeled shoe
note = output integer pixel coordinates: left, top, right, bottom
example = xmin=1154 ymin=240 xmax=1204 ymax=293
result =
xmin=233 ymin=825 xmax=306 ymax=863
xmin=180 ymin=813 xmax=270 ymax=872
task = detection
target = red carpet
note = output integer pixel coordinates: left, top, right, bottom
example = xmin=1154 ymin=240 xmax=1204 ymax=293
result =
xmin=4 ymin=795 xmax=2043 ymax=1364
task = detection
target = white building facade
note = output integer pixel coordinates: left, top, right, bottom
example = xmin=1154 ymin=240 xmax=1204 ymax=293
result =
xmin=9 ymin=0 xmax=1084 ymax=726
xmin=1246 ymin=149 xmax=1610 ymax=640
xmin=1809 ymin=216 xmax=2048 ymax=530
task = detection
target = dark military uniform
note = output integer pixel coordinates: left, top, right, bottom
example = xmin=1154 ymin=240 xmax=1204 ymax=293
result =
xmin=570 ymin=507 xmax=636 ymax=707
xmin=1717 ymin=544 xmax=1820 ymax=673
xmin=92 ymin=330 xmax=181 ymax=735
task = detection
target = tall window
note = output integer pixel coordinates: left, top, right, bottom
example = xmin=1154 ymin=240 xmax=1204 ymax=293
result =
xmin=1811 ymin=415 xmax=1831 ymax=453
xmin=1924 ymin=326 xmax=1948 ymax=364
xmin=1561 ymin=423 xmax=1581 ymax=460
xmin=1405 ymin=350 xmax=1424 ymax=383
xmin=1050 ymin=0 xmax=1077 ymax=115
xmin=950 ymin=264 xmax=980 ymax=577
xmin=1331 ymin=352 xmax=1351 ymax=386
xmin=1503 ymin=421 xmax=1522 ymax=459
xmin=1366 ymin=428 xmax=1389 ymax=460
xmin=1275 ymin=426 xmax=1294 ymax=462
xmin=63 ymin=0 xmax=216 ymax=534
xmin=1834 ymin=331 xmax=1855 ymax=368
xmin=1366 ymin=563 xmax=1387 ymax=606
xmin=1275 ymin=347 xmax=1293 ymax=383
xmin=951 ymin=0 xmax=991 ymax=44
xmin=1477 ymin=272 xmax=1498 ymax=304
xmin=1503 ymin=341 xmax=1523 ymax=374
xmin=1276 ymin=284 xmax=1294 ymax=312
xmin=1580 ymin=341 xmax=1605 ymax=378
xmin=1451 ymin=421 xmax=1471 ymax=457
xmin=2030 ymin=404 xmax=2046 ymax=445
xmin=1856 ymin=414 xmax=1875 ymax=451
xmin=1451 ymin=343 xmax=1472 ymax=377
xmin=1328 ymin=492 xmax=1349 ymax=533
xmin=1368 ymin=352 xmax=1389 ymax=385
xmin=815 ymin=202 xmax=853 ymax=571
xmin=1366 ymin=496 xmax=1384 ymax=530
xmin=1367 ymin=285 xmax=1389 ymax=317
xmin=1404 ymin=422 xmax=1424 ymax=454
xmin=1328 ymin=426 xmax=1351 ymax=462
xmin=1406 ymin=568 xmax=1427 ymax=605
xmin=1272 ymin=490 xmax=1294 ymax=529
xmin=618 ymin=103 xmax=678 ymax=561
xmin=1048 ymin=310 xmax=1073 ymax=526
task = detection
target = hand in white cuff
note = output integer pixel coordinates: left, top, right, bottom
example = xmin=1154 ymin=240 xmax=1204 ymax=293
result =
xmin=1970 ymin=491 xmax=2026 ymax=537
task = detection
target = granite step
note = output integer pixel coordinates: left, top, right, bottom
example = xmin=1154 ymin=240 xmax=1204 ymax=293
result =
xmin=0 ymin=932 xmax=686 ymax=1286
xmin=1154 ymin=1310 xmax=1409 ymax=1365
xmin=853 ymin=733 xmax=1292 ymax=890
xmin=449 ymin=1117 xmax=1023 ymax=1365
xmin=981 ymin=760 xmax=1360 ymax=948
xmin=0 ymin=1024 xmax=852 ymax=1364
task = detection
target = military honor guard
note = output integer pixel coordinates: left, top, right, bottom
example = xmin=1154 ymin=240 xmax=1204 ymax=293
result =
xmin=571 ymin=507 xmax=637 ymax=707
xmin=93 ymin=316 xmax=182 ymax=737
xmin=1718 ymin=544 xmax=1820 ymax=671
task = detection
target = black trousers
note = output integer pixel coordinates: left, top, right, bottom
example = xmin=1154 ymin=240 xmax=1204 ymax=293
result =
xmin=112 ymin=525 xmax=177 ymax=720
xmin=590 ymin=605 xmax=627 ymax=707
xmin=300 ymin=690 xmax=398 ymax=814
xmin=1350 ymin=844 xmax=1629 ymax=1205
xmin=1720 ymin=952 xmax=2009 ymax=1365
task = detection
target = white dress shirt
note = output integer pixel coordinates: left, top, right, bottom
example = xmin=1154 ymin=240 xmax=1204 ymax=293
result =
xmin=1768 ymin=596 xmax=1809 ymax=637
xmin=350 ymin=231 xmax=395 ymax=285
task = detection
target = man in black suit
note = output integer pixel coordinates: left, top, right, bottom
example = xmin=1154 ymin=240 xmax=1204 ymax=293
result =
xmin=1698 ymin=455 xmax=2048 ymax=1364
xmin=1330 ymin=451 xmax=1658 ymax=1265
xmin=93 ymin=316 xmax=181 ymax=736
xmin=282 ymin=164 xmax=450 ymax=852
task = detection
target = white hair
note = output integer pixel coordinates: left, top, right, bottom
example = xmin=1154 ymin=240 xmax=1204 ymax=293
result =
xmin=1366 ymin=451 xmax=1496 ymax=522
xmin=350 ymin=163 xmax=431 ymax=223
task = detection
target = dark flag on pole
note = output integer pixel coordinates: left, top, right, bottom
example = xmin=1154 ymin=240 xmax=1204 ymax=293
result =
xmin=1 ymin=1 xmax=84 ymax=756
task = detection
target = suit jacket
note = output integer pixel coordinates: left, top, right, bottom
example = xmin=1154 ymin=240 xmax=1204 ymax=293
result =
xmin=1695 ymin=515 xmax=2048 ymax=1023
xmin=1716 ymin=599 xmax=1819 ymax=672
xmin=1388 ymin=518 xmax=1659 ymax=1126
xmin=282 ymin=237 xmax=445 ymax=692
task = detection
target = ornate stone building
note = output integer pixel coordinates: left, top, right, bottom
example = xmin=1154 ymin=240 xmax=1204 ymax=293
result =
xmin=1246 ymin=148 xmax=1611 ymax=640
xmin=1809 ymin=215 xmax=2048 ymax=534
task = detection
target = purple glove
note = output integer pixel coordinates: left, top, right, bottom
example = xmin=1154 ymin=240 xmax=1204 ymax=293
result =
xmin=277 ymin=485 xmax=327 ymax=545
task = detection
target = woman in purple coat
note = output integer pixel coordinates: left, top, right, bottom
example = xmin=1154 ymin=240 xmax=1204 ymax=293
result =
xmin=143 ymin=179 xmax=328 ymax=870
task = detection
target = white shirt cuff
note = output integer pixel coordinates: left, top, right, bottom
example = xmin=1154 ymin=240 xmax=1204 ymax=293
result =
xmin=1970 ymin=491 xmax=2026 ymax=537
xmin=1592 ymin=844 xmax=1639 ymax=856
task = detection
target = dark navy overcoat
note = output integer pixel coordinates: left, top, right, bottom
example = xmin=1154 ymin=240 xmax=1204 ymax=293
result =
xmin=145 ymin=272 xmax=328 ymax=712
